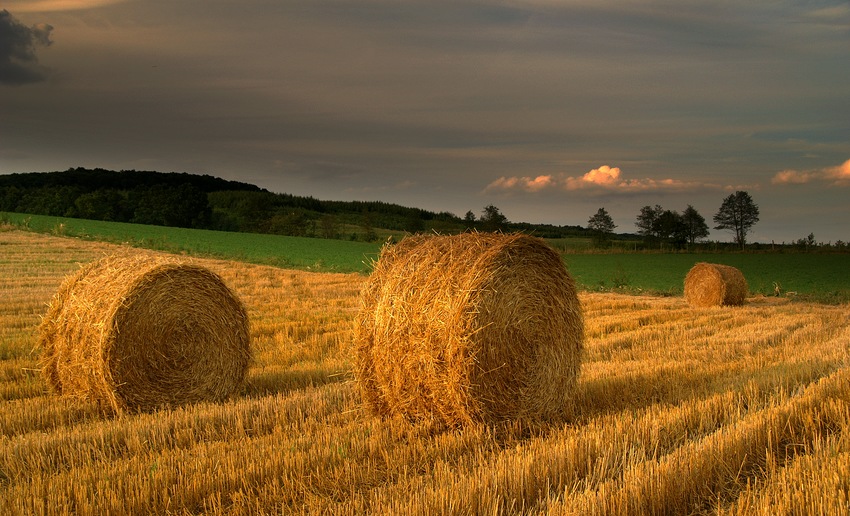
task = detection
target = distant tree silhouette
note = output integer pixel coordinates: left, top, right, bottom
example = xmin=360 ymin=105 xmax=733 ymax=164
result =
xmin=714 ymin=191 xmax=759 ymax=249
xmin=588 ymin=207 xmax=616 ymax=247
xmin=681 ymin=205 xmax=709 ymax=245
xmin=463 ymin=210 xmax=476 ymax=230
xmin=636 ymin=204 xmax=709 ymax=248
xmin=635 ymin=204 xmax=664 ymax=243
xmin=480 ymin=205 xmax=508 ymax=232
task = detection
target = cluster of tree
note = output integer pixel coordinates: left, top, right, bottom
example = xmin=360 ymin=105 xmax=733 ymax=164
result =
xmin=1 ymin=182 xmax=215 ymax=228
xmin=463 ymin=205 xmax=586 ymax=238
xmin=635 ymin=204 xmax=709 ymax=248
xmin=0 ymin=168 xmax=260 ymax=229
xmin=589 ymin=191 xmax=761 ymax=249
xmin=206 ymin=190 xmax=467 ymax=239
xmin=795 ymin=233 xmax=817 ymax=250
xmin=788 ymin=233 xmax=850 ymax=251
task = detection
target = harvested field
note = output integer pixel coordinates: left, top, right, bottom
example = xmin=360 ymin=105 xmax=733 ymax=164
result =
xmin=1 ymin=229 xmax=848 ymax=515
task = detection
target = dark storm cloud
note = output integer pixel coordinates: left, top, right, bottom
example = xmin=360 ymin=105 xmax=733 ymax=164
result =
xmin=0 ymin=10 xmax=54 ymax=85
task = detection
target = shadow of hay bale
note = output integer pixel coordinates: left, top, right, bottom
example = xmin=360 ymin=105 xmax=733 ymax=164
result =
xmin=571 ymin=367 xmax=720 ymax=420
xmin=38 ymin=251 xmax=251 ymax=413
xmin=244 ymin=367 xmax=349 ymax=397
xmin=354 ymin=233 xmax=584 ymax=426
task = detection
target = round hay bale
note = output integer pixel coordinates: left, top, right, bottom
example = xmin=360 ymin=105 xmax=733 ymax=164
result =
xmin=38 ymin=252 xmax=251 ymax=413
xmin=354 ymin=233 xmax=584 ymax=426
xmin=684 ymin=262 xmax=748 ymax=307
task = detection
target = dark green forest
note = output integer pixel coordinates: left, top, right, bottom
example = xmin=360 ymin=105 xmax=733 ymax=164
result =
xmin=0 ymin=168 xmax=589 ymax=241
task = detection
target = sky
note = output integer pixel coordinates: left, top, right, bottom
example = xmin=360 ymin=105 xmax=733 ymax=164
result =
xmin=2 ymin=0 xmax=849 ymax=243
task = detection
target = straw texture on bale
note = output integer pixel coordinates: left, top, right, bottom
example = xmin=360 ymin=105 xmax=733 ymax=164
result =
xmin=354 ymin=233 xmax=584 ymax=426
xmin=684 ymin=262 xmax=748 ymax=307
xmin=39 ymin=252 xmax=251 ymax=413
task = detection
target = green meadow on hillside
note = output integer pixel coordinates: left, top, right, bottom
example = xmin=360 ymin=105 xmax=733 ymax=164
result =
xmin=1 ymin=211 xmax=382 ymax=273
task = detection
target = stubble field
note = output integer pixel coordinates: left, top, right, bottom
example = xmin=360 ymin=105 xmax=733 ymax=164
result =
xmin=1 ymin=228 xmax=848 ymax=514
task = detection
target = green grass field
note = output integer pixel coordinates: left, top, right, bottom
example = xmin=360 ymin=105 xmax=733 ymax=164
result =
xmin=562 ymin=253 xmax=850 ymax=303
xmin=3 ymin=211 xmax=849 ymax=303
xmin=0 ymin=211 xmax=382 ymax=273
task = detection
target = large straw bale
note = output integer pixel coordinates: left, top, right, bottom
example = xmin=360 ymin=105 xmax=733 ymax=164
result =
xmin=354 ymin=233 xmax=584 ymax=426
xmin=39 ymin=252 xmax=251 ymax=413
xmin=684 ymin=262 xmax=748 ymax=307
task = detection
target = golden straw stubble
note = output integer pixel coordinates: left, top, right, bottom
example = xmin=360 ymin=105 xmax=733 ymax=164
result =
xmin=38 ymin=252 xmax=251 ymax=413
xmin=354 ymin=233 xmax=584 ymax=426
xmin=684 ymin=262 xmax=748 ymax=307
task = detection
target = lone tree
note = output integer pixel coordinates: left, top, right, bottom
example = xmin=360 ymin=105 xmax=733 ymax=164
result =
xmin=713 ymin=191 xmax=759 ymax=249
xmin=681 ymin=205 xmax=710 ymax=245
xmin=587 ymin=207 xmax=617 ymax=247
xmin=480 ymin=204 xmax=508 ymax=232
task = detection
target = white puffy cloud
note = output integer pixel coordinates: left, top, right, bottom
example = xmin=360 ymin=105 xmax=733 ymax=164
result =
xmin=485 ymin=165 xmax=723 ymax=195
xmin=771 ymin=159 xmax=850 ymax=187
xmin=825 ymin=160 xmax=850 ymax=184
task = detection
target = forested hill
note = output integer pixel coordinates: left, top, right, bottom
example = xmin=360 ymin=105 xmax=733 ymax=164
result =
xmin=0 ymin=168 xmax=263 ymax=193
xmin=0 ymin=168 xmax=588 ymax=241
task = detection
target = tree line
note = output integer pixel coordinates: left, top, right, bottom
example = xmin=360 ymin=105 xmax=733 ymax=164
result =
xmin=0 ymin=168 xmax=589 ymax=241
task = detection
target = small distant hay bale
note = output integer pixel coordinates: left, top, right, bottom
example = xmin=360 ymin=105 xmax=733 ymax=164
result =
xmin=684 ymin=262 xmax=748 ymax=307
xmin=354 ymin=233 xmax=584 ymax=426
xmin=38 ymin=252 xmax=251 ymax=413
